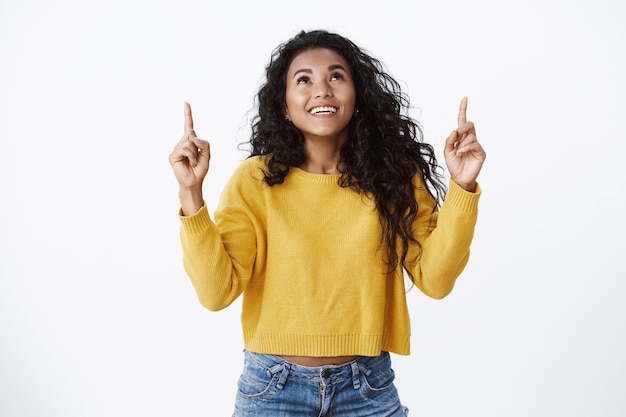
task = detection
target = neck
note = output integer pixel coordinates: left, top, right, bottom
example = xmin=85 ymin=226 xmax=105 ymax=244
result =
xmin=300 ymin=156 xmax=340 ymax=175
xmin=300 ymin=133 xmax=347 ymax=174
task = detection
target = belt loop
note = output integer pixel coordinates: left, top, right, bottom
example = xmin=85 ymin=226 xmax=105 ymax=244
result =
xmin=268 ymin=363 xmax=291 ymax=390
xmin=277 ymin=365 xmax=290 ymax=389
xmin=350 ymin=361 xmax=361 ymax=389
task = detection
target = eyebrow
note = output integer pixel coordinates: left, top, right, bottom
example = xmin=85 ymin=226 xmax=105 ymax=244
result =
xmin=292 ymin=64 xmax=348 ymax=79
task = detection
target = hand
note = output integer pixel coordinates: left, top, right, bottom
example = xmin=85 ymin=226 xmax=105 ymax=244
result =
xmin=169 ymin=102 xmax=211 ymax=190
xmin=443 ymin=97 xmax=486 ymax=192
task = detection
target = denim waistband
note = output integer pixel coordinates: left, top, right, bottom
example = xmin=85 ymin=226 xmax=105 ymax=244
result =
xmin=243 ymin=350 xmax=391 ymax=388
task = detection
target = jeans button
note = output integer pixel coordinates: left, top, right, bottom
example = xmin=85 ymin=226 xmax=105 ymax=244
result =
xmin=322 ymin=369 xmax=330 ymax=379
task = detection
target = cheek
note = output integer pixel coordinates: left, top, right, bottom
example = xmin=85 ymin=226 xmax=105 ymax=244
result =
xmin=344 ymin=93 xmax=356 ymax=113
xmin=285 ymin=89 xmax=304 ymax=112
xmin=342 ymin=85 xmax=356 ymax=108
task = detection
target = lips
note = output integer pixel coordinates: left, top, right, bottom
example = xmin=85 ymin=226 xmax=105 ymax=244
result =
xmin=308 ymin=106 xmax=337 ymax=115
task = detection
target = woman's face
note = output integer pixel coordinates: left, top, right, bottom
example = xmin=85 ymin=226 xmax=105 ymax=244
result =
xmin=284 ymin=48 xmax=356 ymax=145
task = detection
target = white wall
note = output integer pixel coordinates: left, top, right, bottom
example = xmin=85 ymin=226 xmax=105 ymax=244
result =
xmin=1 ymin=0 xmax=624 ymax=415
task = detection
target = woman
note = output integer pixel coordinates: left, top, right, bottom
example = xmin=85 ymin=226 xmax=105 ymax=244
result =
xmin=169 ymin=30 xmax=485 ymax=416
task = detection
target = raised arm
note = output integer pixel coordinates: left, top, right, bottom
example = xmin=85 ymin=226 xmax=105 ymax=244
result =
xmin=443 ymin=97 xmax=486 ymax=192
xmin=169 ymin=102 xmax=211 ymax=215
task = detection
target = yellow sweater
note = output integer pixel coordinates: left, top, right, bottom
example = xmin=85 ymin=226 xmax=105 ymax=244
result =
xmin=179 ymin=156 xmax=481 ymax=356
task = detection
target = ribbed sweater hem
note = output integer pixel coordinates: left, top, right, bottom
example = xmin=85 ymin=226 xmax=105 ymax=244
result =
xmin=446 ymin=180 xmax=482 ymax=212
xmin=243 ymin=331 xmax=411 ymax=357
xmin=178 ymin=203 xmax=213 ymax=235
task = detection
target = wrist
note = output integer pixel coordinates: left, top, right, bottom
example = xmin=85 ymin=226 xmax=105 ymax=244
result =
xmin=451 ymin=179 xmax=476 ymax=193
xmin=179 ymin=186 xmax=204 ymax=216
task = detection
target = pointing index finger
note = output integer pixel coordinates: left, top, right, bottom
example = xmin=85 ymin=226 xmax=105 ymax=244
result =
xmin=457 ymin=96 xmax=468 ymax=128
xmin=184 ymin=101 xmax=195 ymax=136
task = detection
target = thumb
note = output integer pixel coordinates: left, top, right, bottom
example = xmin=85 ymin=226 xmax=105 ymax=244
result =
xmin=192 ymin=137 xmax=211 ymax=160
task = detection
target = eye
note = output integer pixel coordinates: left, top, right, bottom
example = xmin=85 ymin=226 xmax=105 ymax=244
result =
xmin=296 ymin=76 xmax=310 ymax=84
xmin=330 ymin=72 xmax=344 ymax=81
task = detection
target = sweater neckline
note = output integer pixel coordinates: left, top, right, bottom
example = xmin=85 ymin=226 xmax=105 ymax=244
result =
xmin=290 ymin=167 xmax=342 ymax=184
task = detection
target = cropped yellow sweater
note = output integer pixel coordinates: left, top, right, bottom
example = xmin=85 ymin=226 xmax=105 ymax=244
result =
xmin=179 ymin=156 xmax=481 ymax=357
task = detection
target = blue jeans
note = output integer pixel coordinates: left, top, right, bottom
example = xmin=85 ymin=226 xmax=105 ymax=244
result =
xmin=233 ymin=350 xmax=409 ymax=416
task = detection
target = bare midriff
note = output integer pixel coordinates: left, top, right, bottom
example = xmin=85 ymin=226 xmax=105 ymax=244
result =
xmin=279 ymin=355 xmax=360 ymax=367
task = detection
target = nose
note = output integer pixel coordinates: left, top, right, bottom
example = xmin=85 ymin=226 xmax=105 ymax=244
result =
xmin=314 ymin=81 xmax=332 ymax=99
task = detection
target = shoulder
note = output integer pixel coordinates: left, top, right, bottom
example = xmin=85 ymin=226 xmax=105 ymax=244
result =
xmin=412 ymin=171 xmax=437 ymax=199
xmin=217 ymin=156 xmax=269 ymax=211
xmin=228 ymin=155 xmax=269 ymax=185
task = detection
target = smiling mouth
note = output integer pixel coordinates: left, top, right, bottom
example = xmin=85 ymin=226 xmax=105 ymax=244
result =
xmin=309 ymin=106 xmax=337 ymax=115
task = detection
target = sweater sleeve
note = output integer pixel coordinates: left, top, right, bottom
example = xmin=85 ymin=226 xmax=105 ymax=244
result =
xmin=178 ymin=163 xmax=259 ymax=311
xmin=406 ymin=179 xmax=482 ymax=299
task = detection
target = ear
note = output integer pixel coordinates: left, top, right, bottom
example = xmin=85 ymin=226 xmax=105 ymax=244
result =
xmin=283 ymin=106 xmax=291 ymax=121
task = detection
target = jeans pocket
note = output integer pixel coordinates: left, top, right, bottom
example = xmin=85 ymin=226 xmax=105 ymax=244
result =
xmin=237 ymin=370 xmax=278 ymax=397
xmin=359 ymin=366 xmax=400 ymax=406
xmin=235 ymin=361 xmax=286 ymax=412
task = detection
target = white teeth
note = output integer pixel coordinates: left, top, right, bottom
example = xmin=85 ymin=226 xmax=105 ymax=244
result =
xmin=309 ymin=106 xmax=337 ymax=115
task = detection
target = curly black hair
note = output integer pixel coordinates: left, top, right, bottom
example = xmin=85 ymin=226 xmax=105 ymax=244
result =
xmin=247 ymin=30 xmax=447 ymax=279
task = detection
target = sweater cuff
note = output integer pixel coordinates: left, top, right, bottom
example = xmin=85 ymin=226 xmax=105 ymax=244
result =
xmin=178 ymin=202 xmax=213 ymax=235
xmin=445 ymin=180 xmax=482 ymax=212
